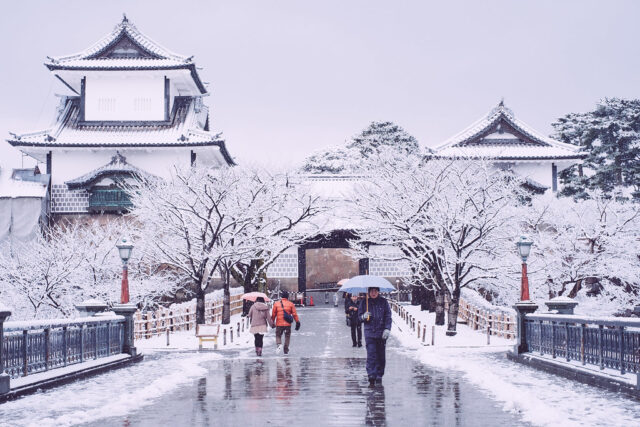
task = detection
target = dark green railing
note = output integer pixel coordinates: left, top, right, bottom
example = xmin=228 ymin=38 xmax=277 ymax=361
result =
xmin=88 ymin=189 xmax=132 ymax=213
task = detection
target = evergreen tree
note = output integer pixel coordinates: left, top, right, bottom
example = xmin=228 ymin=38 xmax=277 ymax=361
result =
xmin=300 ymin=121 xmax=420 ymax=174
xmin=552 ymin=98 xmax=640 ymax=200
xmin=346 ymin=121 xmax=420 ymax=157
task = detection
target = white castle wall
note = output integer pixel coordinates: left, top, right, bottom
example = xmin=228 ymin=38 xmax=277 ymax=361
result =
xmin=85 ymin=74 xmax=165 ymax=121
xmin=51 ymin=148 xmax=192 ymax=186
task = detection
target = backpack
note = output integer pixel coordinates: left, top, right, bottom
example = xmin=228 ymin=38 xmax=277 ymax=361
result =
xmin=280 ymin=300 xmax=294 ymax=324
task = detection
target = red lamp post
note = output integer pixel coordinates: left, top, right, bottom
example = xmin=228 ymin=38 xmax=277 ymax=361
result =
xmin=116 ymin=237 xmax=134 ymax=304
xmin=516 ymin=236 xmax=533 ymax=301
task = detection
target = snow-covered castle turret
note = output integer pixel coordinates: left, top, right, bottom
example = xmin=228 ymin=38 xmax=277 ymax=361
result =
xmin=7 ymin=15 xmax=234 ymax=216
xmin=432 ymin=101 xmax=586 ymax=193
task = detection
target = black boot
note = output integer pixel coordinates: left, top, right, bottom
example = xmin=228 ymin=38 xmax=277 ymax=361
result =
xmin=369 ymin=378 xmax=376 ymax=387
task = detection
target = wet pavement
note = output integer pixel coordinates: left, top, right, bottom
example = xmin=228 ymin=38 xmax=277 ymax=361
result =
xmin=93 ymin=305 xmax=527 ymax=426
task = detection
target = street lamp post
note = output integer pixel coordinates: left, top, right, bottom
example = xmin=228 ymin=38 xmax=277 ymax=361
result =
xmin=513 ymin=235 xmax=538 ymax=354
xmin=116 ymin=237 xmax=134 ymax=304
xmin=516 ymin=235 xmax=533 ymax=301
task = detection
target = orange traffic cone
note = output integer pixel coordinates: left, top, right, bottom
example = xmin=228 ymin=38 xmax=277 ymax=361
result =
xmin=309 ymin=296 xmax=314 ymax=306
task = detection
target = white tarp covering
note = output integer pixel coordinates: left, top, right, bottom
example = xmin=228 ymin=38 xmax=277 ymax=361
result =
xmin=0 ymin=197 xmax=45 ymax=243
xmin=0 ymin=197 xmax=11 ymax=241
xmin=0 ymin=167 xmax=48 ymax=243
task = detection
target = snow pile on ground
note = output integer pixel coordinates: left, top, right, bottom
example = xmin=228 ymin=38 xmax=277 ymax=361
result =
xmin=1 ymin=352 xmax=217 ymax=427
xmin=391 ymin=304 xmax=640 ymax=427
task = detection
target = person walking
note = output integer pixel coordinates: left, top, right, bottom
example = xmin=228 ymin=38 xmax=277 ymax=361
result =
xmin=247 ymin=296 xmax=274 ymax=356
xmin=345 ymin=294 xmax=362 ymax=347
xmin=359 ymin=287 xmax=392 ymax=386
xmin=271 ymin=290 xmax=300 ymax=355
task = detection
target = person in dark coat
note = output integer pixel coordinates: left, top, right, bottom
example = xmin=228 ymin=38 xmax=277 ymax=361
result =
xmin=345 ymin=294 xmax=362 ymax=347
xmin=359 ymin=287 xmax=392 ymax=386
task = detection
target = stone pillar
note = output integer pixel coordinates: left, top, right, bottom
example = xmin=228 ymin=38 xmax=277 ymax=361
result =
xmin=544 ymin=296 xmax=578 ymax=315
xmin=75 ymin=299 xmax=108 ymax=317
xmin=513 ymin=301 xmax=538 ymax=354
xmin=112 ymin=303 xmax=138 ymax=357
xmin=0 ymin=308 xmax=11 ymax=394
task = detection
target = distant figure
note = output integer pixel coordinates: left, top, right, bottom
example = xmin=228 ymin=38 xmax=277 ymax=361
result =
xmin=248 ymin=296 xmax=274 ymax=356
xmin=359 ymin=287 xmax=392 ymax=386
xmin=345 ymin=294 xmax=362 ymax=347
xmin=333 ymin=292 xmax=339 ymax=307
xmin=271 ymin=290 xmax=300 ymax=355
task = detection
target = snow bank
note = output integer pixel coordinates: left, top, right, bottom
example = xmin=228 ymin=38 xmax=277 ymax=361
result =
xmin=391 ymin=304 xmax=640 ymax=426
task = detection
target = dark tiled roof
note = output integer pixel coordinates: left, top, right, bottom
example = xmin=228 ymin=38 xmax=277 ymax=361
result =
xmin=7 ymin=97 xmax=235 ymax=166
xmin=65 ymin=152 xmax=155 ymax=189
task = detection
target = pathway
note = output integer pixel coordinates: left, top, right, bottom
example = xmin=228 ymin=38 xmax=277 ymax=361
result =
xmin=1 ymin=305 xmax=529 ymax=426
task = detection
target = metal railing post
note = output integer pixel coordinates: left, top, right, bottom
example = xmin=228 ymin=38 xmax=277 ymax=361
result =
xmin=80 ymin=325 xmax=85 ymax=362
xmin=598 ymin=325 xmax=604 ymax=370
xmin=106 ymin=322 xmax=111 ymax=355
xmin=551 ymin=321 xmax=556 ymax=359
xmin=94 ymin=325 xmax=99 ymax=359
xmin=22 ymin=330 xmax=28 ymax=376
xmin=539 ymin=320 xmax=543 ymax=355
xmin=0 ymin=308 xmax=11 ymax=394
xmin=62 ymin=326 xmax=68 ymax=367
xmin=619 ymin=326 xmax=625 ymax=375
xmin=565 ymin=323 xmax=570 ymax=362
xmin=580 ymin=324 xmax=585 ymax=366
xmin=44 ymin=328 xmax=50 ymax=371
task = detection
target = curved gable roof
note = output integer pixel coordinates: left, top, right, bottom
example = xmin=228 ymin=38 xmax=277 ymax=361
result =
xmin=65 ymin=152 xmax=156 ymax=189
xmin=46 ymin=15 xmax=189 ymax=65
xmin=433 ymin=101 xmax=586 ymax=161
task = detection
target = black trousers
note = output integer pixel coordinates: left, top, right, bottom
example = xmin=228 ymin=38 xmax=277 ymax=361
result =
xmin=254 ymin=333 xmax=264 ymax=347
xmin=350 ymin=322 xmax=362 ymax=345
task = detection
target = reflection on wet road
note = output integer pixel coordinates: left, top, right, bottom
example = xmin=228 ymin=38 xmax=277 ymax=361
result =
xmin=96 ymin=306 xmax=526 ymax=426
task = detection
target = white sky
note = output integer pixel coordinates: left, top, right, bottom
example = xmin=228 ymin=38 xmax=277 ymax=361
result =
xmin=1 ymin=0 xmax=640 ymax=169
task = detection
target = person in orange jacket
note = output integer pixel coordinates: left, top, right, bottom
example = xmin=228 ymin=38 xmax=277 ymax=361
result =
xmin=271 ymin=290 xmax=300 ymax=355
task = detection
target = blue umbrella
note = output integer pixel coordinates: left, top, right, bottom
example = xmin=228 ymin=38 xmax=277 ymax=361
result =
xmin=337 ymin=275 xmax=395 ymax=294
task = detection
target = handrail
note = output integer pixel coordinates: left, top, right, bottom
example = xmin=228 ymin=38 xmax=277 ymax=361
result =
xmin=4 ymin=315 xmax=125 ymax=333
xmin=526 ymin=313 xmax=640 ymax=328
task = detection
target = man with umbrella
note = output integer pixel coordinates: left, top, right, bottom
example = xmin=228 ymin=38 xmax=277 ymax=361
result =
xmin=359 ymin=286 xmax=392 ymax=386
xmin=338 ymin=275 xmax=393 ymax=387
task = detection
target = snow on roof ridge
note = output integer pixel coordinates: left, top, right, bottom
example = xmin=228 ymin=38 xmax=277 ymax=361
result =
xmin=46 ymin=15 xmax=189 ymax=64
xmin=434 ymin=101 xmax=584 ymax=154
xmin=65 ymin=151 xmax=155 ymax=188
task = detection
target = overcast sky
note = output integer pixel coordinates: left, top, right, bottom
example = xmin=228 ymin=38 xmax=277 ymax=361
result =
xmin=1 ymin=0 xmax=639 ymax=169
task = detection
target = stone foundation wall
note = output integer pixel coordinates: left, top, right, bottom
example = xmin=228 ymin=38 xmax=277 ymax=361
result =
xmin=51 ymin=185 xmax=89 ymax=213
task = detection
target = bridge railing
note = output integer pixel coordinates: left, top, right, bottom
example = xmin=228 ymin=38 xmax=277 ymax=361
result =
xmin=455 ymin=299 xmax=516 ymax=339
xmin=2 ymin=315 xmax=125 ymax=379
xmin=134 ymin=294 xmax=244 ymax=339
xmin=523 ymin=313 xmax=640 ymax=375
xmin=389 ymin=296 xmax=516 ymax=339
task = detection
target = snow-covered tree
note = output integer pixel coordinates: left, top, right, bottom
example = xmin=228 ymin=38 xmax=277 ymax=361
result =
xmin=300 ymin=121 xmax=421 ymax=174
xmin=349 ymin=156 xmax=522 ymax=335
xmin=129 ymin=166 xmax=324 ymax=324
xmin=520 ymin=191 xmax=640 ymax=313
xmin=0 ymin=223 xmax=85 ymax=318
xmin=0 ymin=219 xmax=180 ymax=319
xmin=552 ymin=98 xmax=640 ymax=200
xmin=227 ymin=172 xmax=325 ymax=295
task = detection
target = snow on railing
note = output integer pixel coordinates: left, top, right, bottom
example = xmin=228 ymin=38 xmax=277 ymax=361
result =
xmin=389 ymin=294 xmax=516 ymax=341
xmin=455 ymin=298 xmax=516 ymax=339
xmin=523 ymin=313 xmax=640 ymax=375
xmin=2 ymin=315 xmax=125 ymax=379
xmin=134 ymin=289 xmax=245 ymax=340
